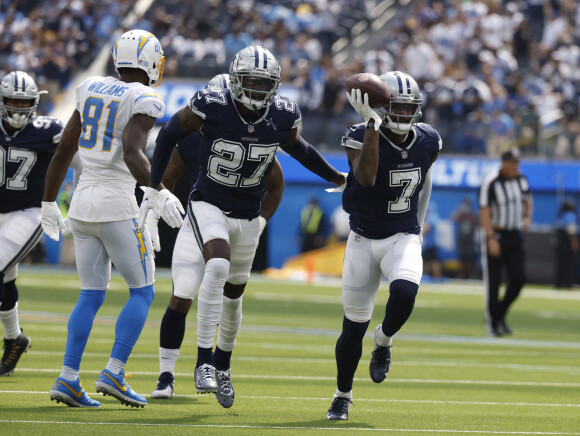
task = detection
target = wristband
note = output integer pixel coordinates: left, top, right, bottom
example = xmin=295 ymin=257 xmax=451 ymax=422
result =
xmin=366 ymin=121 xmax=375 ymax=129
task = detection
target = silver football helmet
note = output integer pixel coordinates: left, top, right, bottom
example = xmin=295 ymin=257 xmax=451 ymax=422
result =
xmin=206 ymin=73 xmax=230 ymax=90
xmin=0 ymin=71 xmax=45 ymax=129
xmin=376 ymin=71 xmax=422 ymax=135
xmin=112 ymin=29 xmax=165 ymax=87
xmin=229 ymin=46 xmax=281 ymax=109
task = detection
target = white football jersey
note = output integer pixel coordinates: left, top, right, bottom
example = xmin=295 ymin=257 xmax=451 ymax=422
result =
xmin=69 ymin=76 xmax=165 ymax=222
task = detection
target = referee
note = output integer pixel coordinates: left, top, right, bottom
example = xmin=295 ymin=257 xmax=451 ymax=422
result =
xmin=479 ymin=148 xmax=533 ymax=337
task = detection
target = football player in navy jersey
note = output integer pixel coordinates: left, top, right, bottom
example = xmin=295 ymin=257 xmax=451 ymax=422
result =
xmin=327 ymin=71 xmax=441 ymax=420
xmin=150 ymin=74 xmax=285 ymax=401
xmin=0 ymin=71 xmax=64 ymax=376
xmin=140 ymin=45 xmax=345 ymax=408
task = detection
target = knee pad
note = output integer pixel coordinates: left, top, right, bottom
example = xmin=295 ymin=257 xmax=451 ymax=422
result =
xmin=227 ymin=273 xmax=249 ymax=286
xmin=205 ymin=258 xmax=230 ymax=285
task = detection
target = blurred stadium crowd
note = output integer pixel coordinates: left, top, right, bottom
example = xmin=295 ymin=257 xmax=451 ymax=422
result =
xmin=1 ymin=0 xmax=579 ymax=157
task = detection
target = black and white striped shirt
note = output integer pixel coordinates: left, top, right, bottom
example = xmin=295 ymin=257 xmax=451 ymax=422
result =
xmin=479 ymin=172 xmax=531 ymax=231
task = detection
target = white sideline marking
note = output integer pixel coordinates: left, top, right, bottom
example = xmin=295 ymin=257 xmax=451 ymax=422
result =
xmin=0 ymin=420 xmax=578 ymax=434
xmin=4 ymin=369 xmax=580 ymax=388
xmin=1 ymin=391 xmax=579 ymax=409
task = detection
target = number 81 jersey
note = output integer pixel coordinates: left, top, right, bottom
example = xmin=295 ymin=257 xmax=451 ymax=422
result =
xmin=0 ymin=116 xmax=63 ymax=213
xmin=341 ymin=123 xmax=441 ymax=239
xmin=71 ymin=76 xmax=165 ymax=221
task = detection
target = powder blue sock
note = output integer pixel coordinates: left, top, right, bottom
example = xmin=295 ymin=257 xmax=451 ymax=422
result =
xmin=110 ymin=285 xmax=154 ymax=363
xmin=63 ymin=289 xmax=106 ymax=370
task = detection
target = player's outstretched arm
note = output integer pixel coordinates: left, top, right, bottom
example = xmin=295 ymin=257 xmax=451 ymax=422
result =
xmin=280 ymin=128 xmax=345 ymax=187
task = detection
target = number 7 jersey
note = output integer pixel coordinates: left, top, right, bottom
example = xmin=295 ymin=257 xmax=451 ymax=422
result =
xmin=69 ymin=76 xmax=165 ymax=222
xmin=341 ymin=123 xmax=441 ymax=239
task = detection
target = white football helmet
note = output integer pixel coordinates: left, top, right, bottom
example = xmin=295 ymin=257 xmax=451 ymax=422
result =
xmin=206 ymin=73 xmax=230 ymax=90
xmin=229 ymin=45 xmax=281 ymax=109
xmin=376 ymin=71 xmax=422 ymax=135
xmin=0 ymin=71 xmax=45 ymax=129
xmin=112 ymin=29 xmax=165 ymax=87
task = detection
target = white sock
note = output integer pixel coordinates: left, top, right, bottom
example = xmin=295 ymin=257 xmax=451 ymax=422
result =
xmin=197 ymin=258 xmax=230 ymax=349
xmin=105 ymin=357 xmax=125 ymax=375
xmin=217 ymin=295 xmax=242 ymax=352
xmin=375 ymin=324 xmax=392 ymax=347
xmin=334 ymin=388 xmax=352 ymax=399
xmin=0 ymin=303 xmax=21 ymax=339
xmin=159 ymin=347 xmax=180 ymax=375
xmin=59 ymin=366 xmax=79 ymax=381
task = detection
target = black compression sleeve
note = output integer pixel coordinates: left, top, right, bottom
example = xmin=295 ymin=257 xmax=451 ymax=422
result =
xmin=150 ymin=113 xmax=189 ymax=184
xmin=281 ymin=136 xmax=338 ymax=182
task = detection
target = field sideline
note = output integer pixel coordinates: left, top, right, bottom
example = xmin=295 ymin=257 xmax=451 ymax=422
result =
xmin=1 ymin=267 xmax=579 ymax=435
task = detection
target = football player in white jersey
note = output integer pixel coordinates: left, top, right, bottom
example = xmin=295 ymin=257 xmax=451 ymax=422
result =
xmin=40 ymin=29 xmax=181 ymax=409
xmin=0 ymin=71 xmax=64 ymax=376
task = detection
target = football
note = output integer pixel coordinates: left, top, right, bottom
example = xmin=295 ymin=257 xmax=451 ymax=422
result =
xmin=345 ymin=73 xmax=390 ymax=108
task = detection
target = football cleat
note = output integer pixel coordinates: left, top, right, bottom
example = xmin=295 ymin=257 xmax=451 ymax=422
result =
xmin=327 ymin=396 xmax=353 ymax=420
xmin=0 ymin=331 xmax=31 ymax=376
xmin=194 ymin=363 xmax=217 ymax=393
xmin=498 ymin=320 xmax=513 ymax=335
xmin=150 ymin=371 xmax=174 ymax=399
xmin=50 ymin=377 xmax=101 ymax=408
xmin=215 ymin=369 xmax=235 ymax=408
xmin=95 ymin=369 xmax=147 ymax=408
xmin=369 ymin=325 xmax=391 ymax=383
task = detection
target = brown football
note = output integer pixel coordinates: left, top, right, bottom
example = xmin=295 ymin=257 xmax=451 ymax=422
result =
xmin=345 ymin=73 xmax=390 ymax=108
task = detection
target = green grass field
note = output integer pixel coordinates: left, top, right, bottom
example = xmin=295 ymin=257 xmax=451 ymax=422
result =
xmin=1 ymin=268 xmax=579 ymax=435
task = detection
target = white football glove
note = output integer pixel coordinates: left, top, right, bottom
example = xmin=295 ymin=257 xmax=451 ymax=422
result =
xmin=158 ymin=188 xmax=185 ymax=228
xmin=145 ymin=210 xmax=161 ymax=253
xmin=326 ymin=172 xmax=349 ymax=193
xmin=40 ymin=201 xmax=66 ymax=241
xmin=346 ymin=88 xmax=382 ymax=131
xmin=258 ymin=216 xmax=267 ymax=237
xmin=138 ymin=187 xmax=160 ymax=228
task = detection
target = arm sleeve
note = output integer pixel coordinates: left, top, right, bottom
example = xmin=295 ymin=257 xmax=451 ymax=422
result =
xmin=418 ymin=167 xmax=433 ymax=229
xmin=150 ymin=113 xmax=189 ymax=184
xmin=281 ymin=136 xmax=338 ymax=182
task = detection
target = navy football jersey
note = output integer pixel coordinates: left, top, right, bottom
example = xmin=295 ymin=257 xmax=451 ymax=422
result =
xmin=341 ymin=123 xmax=441 ymax=239
xmin=0 ymin=116 xmax=63 ymax=213
xmin=186 ymin=88 xmax=301 ymax=218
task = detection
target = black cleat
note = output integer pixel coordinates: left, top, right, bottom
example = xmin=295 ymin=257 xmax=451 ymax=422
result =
xmin=0 ymin=332 xmax=31 ymax=376
xmin=369 ymin=325 xmax=391 ymax=383
xmin=327 ymin=396 xmax=353 ymax=420
xmin=498 ymin=320 xmax=513 ymax=335
xmin=151 ymin=372 xmax=175 ymax=399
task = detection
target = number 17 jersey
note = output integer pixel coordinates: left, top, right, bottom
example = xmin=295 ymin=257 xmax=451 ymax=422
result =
xmin=69 ymin=76 xmax=165 ymax=222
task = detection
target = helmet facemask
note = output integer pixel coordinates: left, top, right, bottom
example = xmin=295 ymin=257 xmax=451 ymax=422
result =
xmin=229 ymin=46 xmax=281 ymax=110
xmin=0 ymin=71 xmax=42 ymax=129
xmin=377 ymin=71 xmax=423 ymax=135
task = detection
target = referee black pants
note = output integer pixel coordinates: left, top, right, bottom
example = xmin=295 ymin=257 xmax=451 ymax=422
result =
xmin=483 ymin=230 xmax=526 ymax=328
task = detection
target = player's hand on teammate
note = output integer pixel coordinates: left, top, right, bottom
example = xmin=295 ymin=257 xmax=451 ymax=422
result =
xmin=158 ymin=189 xmax=184 ymax=228
xmin=40 ymin=201 xmax=67 ymax=241
xmin=346 ymin=88 xmax=382 ymax=131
